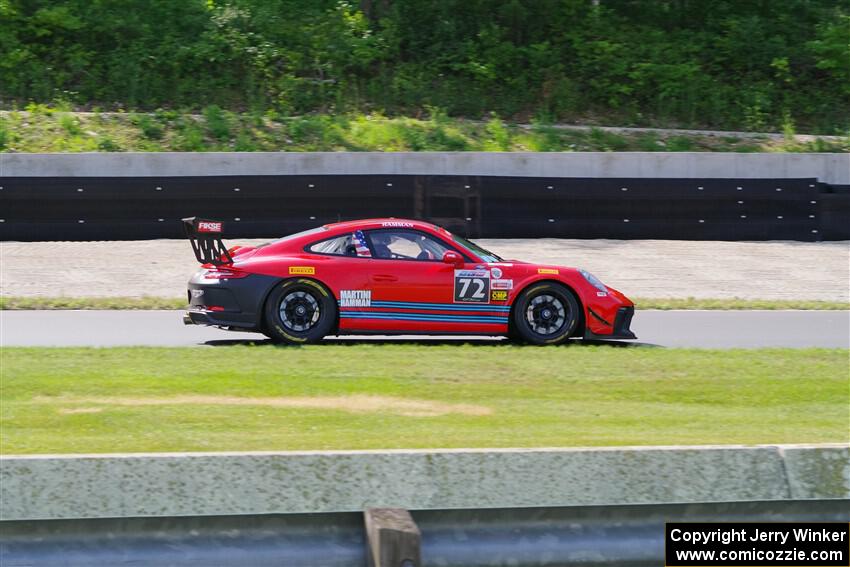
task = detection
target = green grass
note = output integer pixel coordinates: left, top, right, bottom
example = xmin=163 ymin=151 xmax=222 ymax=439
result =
xmin=2 ymin=108 xmax=848 ymax=153
xmin=634 ymin=298 xmax=850 ymax=310
xmin=1 ymin=347 xmax=847 ymax=454
xmin=0 ymin=296 xmax=186 ymax=310
xmin=2 ymin=296 xmax=847 ymax=311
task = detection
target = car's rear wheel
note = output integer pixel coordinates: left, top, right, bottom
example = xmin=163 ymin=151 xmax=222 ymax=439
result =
xmin=511 ymin=282 xmax=580 ymax=345
xmin=263 ymin=278 xmax=336 ymax=344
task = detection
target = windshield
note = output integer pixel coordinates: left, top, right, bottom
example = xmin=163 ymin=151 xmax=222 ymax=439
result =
xmin=452 ymin=234 xmax=503 ymax=262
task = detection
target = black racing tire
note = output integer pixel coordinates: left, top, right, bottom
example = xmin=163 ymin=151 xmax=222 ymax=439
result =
xmin=263 ymin=278 xmax=337 ymax=344
xmin=511 ymin=282 xmax=581 ymax=345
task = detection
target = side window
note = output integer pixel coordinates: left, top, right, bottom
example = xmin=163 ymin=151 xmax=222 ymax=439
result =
xmin=307 ymin=232 xmax=371 ymax=257
xmin=365 ymin=229 xmax=451 ymax=261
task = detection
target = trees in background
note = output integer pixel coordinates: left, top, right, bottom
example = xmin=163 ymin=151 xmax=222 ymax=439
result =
xmin=1 ymin=0 xmax=848 ymax=132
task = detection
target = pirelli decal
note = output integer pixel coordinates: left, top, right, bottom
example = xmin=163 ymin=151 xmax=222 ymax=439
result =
xmin=289 ymin=266 xmax=315 ymax=275
xmin=538 ymin=268 xmax=559 ymax=275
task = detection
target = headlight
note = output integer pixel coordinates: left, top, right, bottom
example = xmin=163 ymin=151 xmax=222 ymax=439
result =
xmin=579 ymin=268 xmax=608 ymax=292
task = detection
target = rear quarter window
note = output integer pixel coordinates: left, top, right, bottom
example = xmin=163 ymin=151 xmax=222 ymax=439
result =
xmin=307 ymin=234 xmax=356 ymax=256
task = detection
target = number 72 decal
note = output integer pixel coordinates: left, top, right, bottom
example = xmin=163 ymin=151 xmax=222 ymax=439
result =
xmin=454 ymin=269 xmax=490 ymax=303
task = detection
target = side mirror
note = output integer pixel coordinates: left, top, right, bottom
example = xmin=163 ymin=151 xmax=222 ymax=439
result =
xmin=442 ymin=250 xmax=464 ymax=267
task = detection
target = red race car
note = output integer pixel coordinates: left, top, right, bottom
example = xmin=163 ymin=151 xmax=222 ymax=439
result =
xmin=183 ymin=217 xmax=636 ymax=345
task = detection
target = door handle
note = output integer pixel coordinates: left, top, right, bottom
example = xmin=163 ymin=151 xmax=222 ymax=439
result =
xmin=372 ymin=274 xmax=398 ymax=282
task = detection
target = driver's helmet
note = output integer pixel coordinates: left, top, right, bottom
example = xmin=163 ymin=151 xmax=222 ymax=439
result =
xmin=371 ymin=232 xmax=394 ymax=247
xmin=371 ymin=231 xmax=396 ymax=258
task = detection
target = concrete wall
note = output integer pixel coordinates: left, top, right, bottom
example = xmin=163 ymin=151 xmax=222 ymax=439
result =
xmin=1 ymin=444 xmax=847 ymax=521
xmin=1 ymin=152 xmax=848 ymax=184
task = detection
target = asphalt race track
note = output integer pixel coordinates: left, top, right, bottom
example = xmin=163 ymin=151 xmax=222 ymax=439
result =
xmin=2 ymin=310 xmax=848 ymax=348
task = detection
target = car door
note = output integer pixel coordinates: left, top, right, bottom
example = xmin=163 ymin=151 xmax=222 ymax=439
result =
xmin=339 ymin=229 xmax=509 ymax=333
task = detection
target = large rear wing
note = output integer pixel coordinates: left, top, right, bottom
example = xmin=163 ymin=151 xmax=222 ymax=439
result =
xmin=182 ymin=217 xmax=233 ymax=266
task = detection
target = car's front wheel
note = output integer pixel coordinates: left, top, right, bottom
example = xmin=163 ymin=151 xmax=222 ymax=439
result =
xmin=263 ymin=278 xmax=336 ymax=344
xmin=511 ymin=282 xmax=580 ymax=345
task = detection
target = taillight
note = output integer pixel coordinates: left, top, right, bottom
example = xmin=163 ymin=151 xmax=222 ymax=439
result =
xmin=202 ymin=267 xmax=249 ymax=280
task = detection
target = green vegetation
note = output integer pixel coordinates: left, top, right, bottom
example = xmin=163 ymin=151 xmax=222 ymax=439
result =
xmin=634 ymin=298 xmax=850 ymax=311
xmin=2 ymin=346 xmax=846 ymax=454
xmin=3 ymin=295 xmax=847 ymax=311
xmin=1 ymin=1 xmax=848 ymax=134
xmin=2 ymin=109 xmax=847 ymax=153
xmin=0 ymin=296 xmax=186 ymax=310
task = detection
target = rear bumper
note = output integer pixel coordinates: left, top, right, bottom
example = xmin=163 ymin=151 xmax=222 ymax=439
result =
xmin=183 ymin=310 xmax=260 ymax=332
xmin=584 ymin=306 xmax=637 ymax=340
xmin=185 ymin=270 xmax=280 ymax=332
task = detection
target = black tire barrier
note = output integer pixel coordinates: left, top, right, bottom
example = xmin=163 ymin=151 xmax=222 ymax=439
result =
xmin=1 ymin=175 xmax=847 ymax=241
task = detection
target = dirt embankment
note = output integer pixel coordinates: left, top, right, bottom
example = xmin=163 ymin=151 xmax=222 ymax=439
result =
xmin=2 ymin=239 xmax=847 ymax=301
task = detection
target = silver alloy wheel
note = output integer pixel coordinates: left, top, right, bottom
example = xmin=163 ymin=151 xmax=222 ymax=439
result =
xmin=525 ymin=294 xmax=567 ymax=335
xmin=279 ymin=290 xmax=320 ymax=332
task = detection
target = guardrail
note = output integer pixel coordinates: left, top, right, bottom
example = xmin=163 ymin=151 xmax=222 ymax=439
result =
xmin=1 ymin=175 xmax=847 ymax=241
xmin=1 ymin=445 xmax=848 ymax=565
xmin=1 ymin=153 xmax=848 ymax=242
xmin=2 ymin=501 xmax=848 ymax=566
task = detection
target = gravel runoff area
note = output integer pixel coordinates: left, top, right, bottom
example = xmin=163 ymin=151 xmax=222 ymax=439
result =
xmin=1 ymin=238 xmax=848 ymax=301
